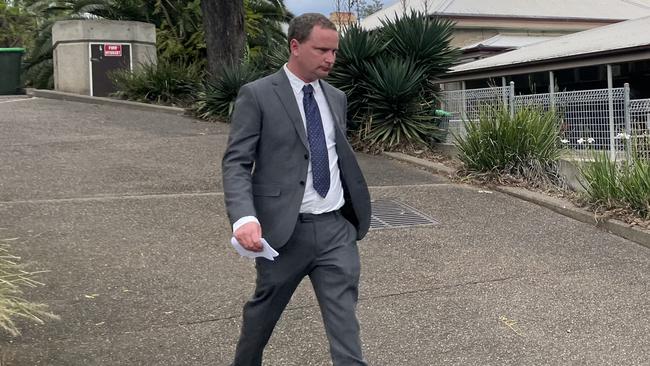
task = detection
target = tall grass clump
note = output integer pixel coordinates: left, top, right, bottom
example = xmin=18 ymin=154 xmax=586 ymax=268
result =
xmin=631 ymin=132 xmax=650 ymax=161
xmin=579 ymin=151 xmax=650 ymax=218
xmin=1 ymin=244 xmax=59 ymax=336
xmin=110 ymin=58 xmax=203 ymax=107
xmin=454 ymin=106 xmax=563 ymax=186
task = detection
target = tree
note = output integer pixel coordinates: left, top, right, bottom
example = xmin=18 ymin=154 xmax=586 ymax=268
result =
xmin=333 ymin=0 xmax=383 ymax=22
xmin=0 ymin=0 xmax=37 ymax=48
xmin=200 ymin=0 xmax=246 ymax=76
xmin=358 ymin=0 xmax=382 ymax=19
xmin=245 ymin=0 xmax=293 ymax=66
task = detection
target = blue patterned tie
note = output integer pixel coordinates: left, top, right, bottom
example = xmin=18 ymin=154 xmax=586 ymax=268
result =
xmin=302 ymin=84 xmax=330 ymax=198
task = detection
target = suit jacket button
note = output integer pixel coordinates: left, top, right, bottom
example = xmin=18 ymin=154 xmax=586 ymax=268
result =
xmin=304 ymin=154 xmax=309 ymax=159
xmin=299 ymin=181 xmax=305 ymax=186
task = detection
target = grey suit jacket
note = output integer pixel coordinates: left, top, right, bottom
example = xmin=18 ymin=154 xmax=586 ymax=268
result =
xmin=222 ymin=69 xmax=371 ymax=249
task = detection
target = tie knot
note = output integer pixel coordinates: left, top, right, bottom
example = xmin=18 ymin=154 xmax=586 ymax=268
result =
xmin=302 ymin=84 xmax=314 ymax=97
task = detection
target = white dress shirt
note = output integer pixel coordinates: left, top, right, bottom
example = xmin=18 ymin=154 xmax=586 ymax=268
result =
xmin=232 ymin=65 xmax=345 ymax=232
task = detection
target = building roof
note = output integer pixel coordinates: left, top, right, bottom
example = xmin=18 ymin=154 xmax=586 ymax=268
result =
xmin=362 ymin=0 xmax=650 ymax=30
xmin=461 ymin=35 xmax=554 ymax=51
xmin=330 ymin=11 xmax=357 ymax=28
xmin=448 ymin=15 xmax=650 ymax=76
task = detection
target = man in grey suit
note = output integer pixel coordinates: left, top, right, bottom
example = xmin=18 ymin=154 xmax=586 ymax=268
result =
xmin=222 ymin=13 xmax=371 ymax=366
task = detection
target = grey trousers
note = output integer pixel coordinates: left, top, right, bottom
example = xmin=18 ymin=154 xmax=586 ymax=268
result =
xmin=232 ymin=210 xmax=367 ymax=366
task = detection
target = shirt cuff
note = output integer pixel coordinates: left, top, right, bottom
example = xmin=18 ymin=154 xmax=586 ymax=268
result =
xmin=233 ymin=216 xmax=260 ymax=233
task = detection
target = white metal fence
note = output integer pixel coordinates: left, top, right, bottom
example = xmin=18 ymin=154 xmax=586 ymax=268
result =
xmin=629 ymin=98 xmax=650 ymax=160
xmin=439 ymin=85 xmax=512 ymax=142
xmin=439 ymin=82 xmax=650 ymax=160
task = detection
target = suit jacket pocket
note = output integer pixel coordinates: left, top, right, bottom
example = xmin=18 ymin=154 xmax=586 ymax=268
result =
xmin=252 ymin=184 xmax=281 ymax=197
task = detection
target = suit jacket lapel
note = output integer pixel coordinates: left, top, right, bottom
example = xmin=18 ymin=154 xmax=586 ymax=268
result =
xmin=272 ymin=70 xmax=308 ymax=149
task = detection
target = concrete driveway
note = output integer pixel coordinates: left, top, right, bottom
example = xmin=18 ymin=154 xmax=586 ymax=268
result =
xmin=0 ymin=97 xmax=648 ymax=365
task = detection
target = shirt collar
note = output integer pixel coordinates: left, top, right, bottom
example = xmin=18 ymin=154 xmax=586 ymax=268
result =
xmin=283 ymin=64 xmax=320 ymax=97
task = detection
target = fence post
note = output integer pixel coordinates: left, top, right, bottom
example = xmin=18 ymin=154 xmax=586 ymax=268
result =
xmin=509 ymin=81 xmax=515 ymax=117
xmin=549 ymin=71 xmax=555 ymax=111
xmin=607 ymin=64 xmax=616 ymax=160
xmin=461 ymin=81 xmax=467 ymax=122
xmin=624 ymin=83 xmax=631 ymax=160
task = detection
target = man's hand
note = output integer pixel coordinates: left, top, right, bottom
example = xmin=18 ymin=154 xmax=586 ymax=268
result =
xmin=234 ymin=222 xmax=263 ymax=252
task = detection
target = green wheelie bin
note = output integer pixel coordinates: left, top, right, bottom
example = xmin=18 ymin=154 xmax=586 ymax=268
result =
xmin=0 ymin=48 xmax=26 ymax=95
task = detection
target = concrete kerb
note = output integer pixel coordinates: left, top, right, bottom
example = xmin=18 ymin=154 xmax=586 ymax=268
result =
xmin=383 ymin=151 xmax=650 ymax=249
xmin=382 ymin=151 xmax=456 ymax=176
xmin=495 ymin=186 xmax=650 ymax=249
xmin=29 ymin=89 xmax=187 ymax=116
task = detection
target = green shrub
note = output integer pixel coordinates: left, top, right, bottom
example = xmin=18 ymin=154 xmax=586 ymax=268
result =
xmin=579 ymin=152 xmax=650 ymax=218
xmin=110 ymin=58 xmax=203 ymax=107
xmin=252 ymin=42 xmax=290 ymax=75
xmin=362 ymin=58 xmax=440 ymax=146
xmin=1 ymin=244 xmax=59 ymax=336
xmin=192 ymin=62 xmax=263 ymax=121
xmin=328 ymin=12 xmax=459 ymax=149
xmin=328 ymin=24 xmax=383 ymax=130
xmin=454 ymin=106 xmax=563 ymax=184
xmin=578 ymin=151 xmax=620 ymax=205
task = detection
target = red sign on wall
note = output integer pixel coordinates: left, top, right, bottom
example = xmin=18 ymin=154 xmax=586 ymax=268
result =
xmin=104 ymin=44 xmax=122 ymax=57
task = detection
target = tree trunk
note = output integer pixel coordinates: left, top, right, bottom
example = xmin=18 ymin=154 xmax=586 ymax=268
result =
xmin=200 ymin=0 xmax=246 ymax=76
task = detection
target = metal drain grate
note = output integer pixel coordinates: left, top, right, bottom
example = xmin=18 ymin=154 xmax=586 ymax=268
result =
xmin=370 ymin=199 xmax=438 ymax=230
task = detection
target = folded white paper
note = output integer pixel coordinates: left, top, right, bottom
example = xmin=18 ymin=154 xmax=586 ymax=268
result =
xmin=230 ymin=237 xmax=279 ymax=261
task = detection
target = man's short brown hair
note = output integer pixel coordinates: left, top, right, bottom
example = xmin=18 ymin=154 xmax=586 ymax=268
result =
xmin=287 ymin=13 xmax=337 ymax=49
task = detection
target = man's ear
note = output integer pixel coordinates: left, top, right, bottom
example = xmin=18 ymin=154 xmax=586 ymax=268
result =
xmin=289 ymin=39 xmax=300 ymax=56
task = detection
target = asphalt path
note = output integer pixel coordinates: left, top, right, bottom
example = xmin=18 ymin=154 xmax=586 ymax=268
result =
xmin=0 ymin=97 xmax=647 ymax=365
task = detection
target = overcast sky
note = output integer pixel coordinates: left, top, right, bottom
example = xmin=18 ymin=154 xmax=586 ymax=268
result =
xmin=285 ymin=0 xmax=395 ymax=17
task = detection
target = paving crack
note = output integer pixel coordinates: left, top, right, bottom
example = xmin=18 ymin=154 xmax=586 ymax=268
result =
xmin=178 ymin=263 xmax=625 ymax=327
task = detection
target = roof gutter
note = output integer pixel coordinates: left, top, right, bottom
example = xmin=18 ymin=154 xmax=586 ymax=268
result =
xmin=440 ymin=13 xmax=626 ymax=24
xmin=441 ymin=45 xmax=650 ymax=83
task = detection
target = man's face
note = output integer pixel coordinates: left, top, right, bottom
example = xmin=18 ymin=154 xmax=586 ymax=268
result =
xmin=289 ymin=25 xmax=339 ymax=82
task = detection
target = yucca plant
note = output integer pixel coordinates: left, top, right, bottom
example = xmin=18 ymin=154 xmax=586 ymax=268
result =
xmin=1 ymin=244 xmax=59 ymax=337
xmin=192 ymin=62 xmax=264 ymax=120
xmin=328 ymin=11 xmax=458 ymax=149
xmin=362 ymin=58 xmax=439 ymax=146
xmin=379 ymin=11 xmax=458 ymax=100
xmin=109 ymin=57 xmax=203 ymax=107
xmin=455 ymin=106 xmax=563 ymax=185
xmin=328 ymin=23 xmax=385 ymax=127
xmin=251 ymin=39 xmax=289 ymax=74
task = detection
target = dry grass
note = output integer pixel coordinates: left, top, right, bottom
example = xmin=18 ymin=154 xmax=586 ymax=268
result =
xmin=0 ymin=242 xmax=59 ymax=337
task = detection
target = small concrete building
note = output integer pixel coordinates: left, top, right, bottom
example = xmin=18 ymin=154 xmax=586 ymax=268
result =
xmin=52 ymin=20 xmax=156 ymax=97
